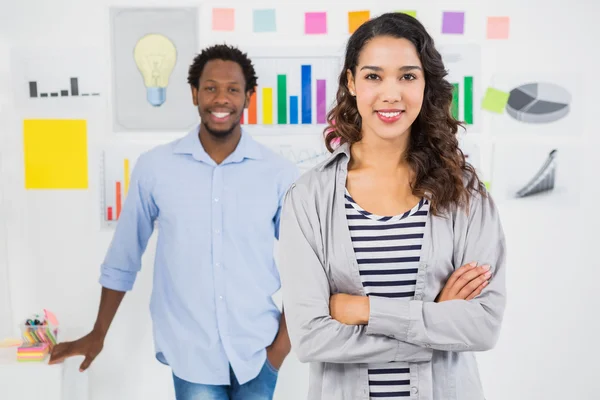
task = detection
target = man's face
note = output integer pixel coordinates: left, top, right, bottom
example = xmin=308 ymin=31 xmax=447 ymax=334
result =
xmin=192 ymin=59 xmax=250 ymax=138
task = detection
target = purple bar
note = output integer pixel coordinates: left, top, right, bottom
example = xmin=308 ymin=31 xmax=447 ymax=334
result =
xmin=316 ymin=79 xmax=326 ymax=124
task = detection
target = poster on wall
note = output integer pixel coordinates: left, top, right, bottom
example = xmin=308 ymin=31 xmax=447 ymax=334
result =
xmin=439 ymin=44 xmax=482 ymax=134
xmin=490 ymin=142 xmax=582 ymax=207
xmin=110 ymin=7 xmax=199 ymax=132
xmin=242 ymin=46 xmax=343 ymax=135
xmin=487 ymin=73 xmax=582 ymax=136
xmin=10 ymin=47 xmax=106 ymax=113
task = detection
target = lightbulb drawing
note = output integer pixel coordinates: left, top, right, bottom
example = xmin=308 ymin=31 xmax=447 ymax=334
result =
xmin=133 ymin=33 xmax=177 ymax=107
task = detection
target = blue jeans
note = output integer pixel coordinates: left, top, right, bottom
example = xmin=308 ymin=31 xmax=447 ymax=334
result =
xmin=173 ymin=360 xmax=278 ymax=400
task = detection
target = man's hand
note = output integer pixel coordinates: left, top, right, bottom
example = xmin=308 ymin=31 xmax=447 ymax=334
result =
xmin=436 ymin=262 xmax=491 ymax=302
xmin=329 ymin=293 xmax=369 ymax=325
xmin=48 ymin=330 xmax=105 ymax=372
xmin=266 ymin=310 xmax=291 ymax=371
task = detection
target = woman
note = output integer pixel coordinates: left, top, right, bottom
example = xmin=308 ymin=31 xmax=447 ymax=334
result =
xmin=278 ymin=12 xmax=506 ymax=400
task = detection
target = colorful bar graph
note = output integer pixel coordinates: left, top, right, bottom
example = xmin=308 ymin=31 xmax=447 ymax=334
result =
xmin=290 ymin=96 xmax=299 ymax=124
xmin=107 ymin=207 xmax=113 ymax=221
xmin=277 ymin=75 xmax=287 ymax=124
xmin=116 ymin=182 xmax=122 ymax=219
xmin=124 ymin=159 xmax=130 ymax=195
xmin=464 ymin=76 xmax=473 ymax=124
xmin=301 ymin=65 xmax=312 ymax=124
xmin=248 ymin=91 xmax=257 ymax=124
xmin=263 ymin=88 xmax=273 ymax=124
xmin=316 ymin=79 xmax=326 ymax=124
xmin=451 ymin=83 xmax=459 ymax=120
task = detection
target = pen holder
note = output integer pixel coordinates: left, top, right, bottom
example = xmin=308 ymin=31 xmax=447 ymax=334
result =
xmin=20 ymin=324 xmax=59 ymax=348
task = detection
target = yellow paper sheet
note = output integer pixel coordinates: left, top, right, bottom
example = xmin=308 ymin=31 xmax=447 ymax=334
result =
xmin=23 ymin=119 xmax=88 ymax=189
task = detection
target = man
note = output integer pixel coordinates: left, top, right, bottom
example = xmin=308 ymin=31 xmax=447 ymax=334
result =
xmin=49 ymin=44 xmax=299 ymax=400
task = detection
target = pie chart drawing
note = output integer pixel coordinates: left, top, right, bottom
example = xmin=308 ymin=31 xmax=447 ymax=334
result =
xmin=506 ymin=82 xmax=571 ymax=123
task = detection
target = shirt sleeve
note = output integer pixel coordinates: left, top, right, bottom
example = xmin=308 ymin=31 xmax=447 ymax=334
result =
xmin=99 ymin=153 xmax=158 ymax=292
xmin=278 ymin=183 xmax=433 ymax=364
xmin=366 ymin=190 xmax=507 ymax=352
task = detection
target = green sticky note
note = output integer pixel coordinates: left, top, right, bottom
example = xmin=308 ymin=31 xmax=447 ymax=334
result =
xmin=482 ymin=87 xmax=510 ymax=113
xmin=399 ymin=10 xmax=417 ymax=18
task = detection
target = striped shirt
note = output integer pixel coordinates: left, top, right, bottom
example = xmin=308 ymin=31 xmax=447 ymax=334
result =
xmin=345 ymin=189 xmax=429 ymax=399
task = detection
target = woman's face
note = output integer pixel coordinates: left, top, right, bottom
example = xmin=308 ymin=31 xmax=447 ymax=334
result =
xmin=347 ymin=35 xmax=426 ymax=144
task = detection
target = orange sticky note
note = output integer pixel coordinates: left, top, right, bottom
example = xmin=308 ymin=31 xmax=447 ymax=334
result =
xmin=212 ymin=8 xmax=235 ymax=31
xmin=487 ymin=16 xmax=510 ymax=39
xmin=348 ymin=11 xmax=370 ymax=33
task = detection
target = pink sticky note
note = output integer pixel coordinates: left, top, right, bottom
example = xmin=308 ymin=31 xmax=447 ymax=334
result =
xmin=212 ymin=8 xmax=235 ymax=32
xmin=487 ymin=16 xmax=510 ymax=39
xmin=305 ymin=12 xmax=327 ymax=34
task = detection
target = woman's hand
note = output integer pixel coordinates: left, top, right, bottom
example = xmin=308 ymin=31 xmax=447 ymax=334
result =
xmin=436 ymin=262 xmax=491 ymax=302
xmin=329 ymin=293 xmax=370 ymax=325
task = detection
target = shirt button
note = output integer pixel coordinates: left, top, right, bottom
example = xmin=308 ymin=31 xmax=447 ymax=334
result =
xmin=219 ymin=296 xmax=223 ymax=300
xmin=414 ymin=294 xmax=422 ymax=300
xmin=214 ymin=198 xmax=219 ymax=202
xmin=411 ymin=386 xmax=418 ymax=394
xmin=215 ymin=263 xmax=220 ymax=267
xmin=215 ymin=229 xmax=221 ymax=234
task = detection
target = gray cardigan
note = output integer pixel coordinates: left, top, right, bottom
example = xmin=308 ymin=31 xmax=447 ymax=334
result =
xmin=278 ymin=142 xmax=507 ymax=400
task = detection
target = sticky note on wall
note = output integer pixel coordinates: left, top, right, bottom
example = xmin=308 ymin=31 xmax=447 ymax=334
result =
xmin=481 ymin=88 xmax=510 ymax=113
xmin=23 ymin=119 xmax=88 ymax=189
xmin=442 ymin=11 xmax=465 ymax=34
xmin=348 ymin=11 xmax=370 ymax=33
xmin=253 ymin=9 xmax=277 ymax=33
xmin=305 ymin=12 xmax=327 ymax=34
xmin=487 ymin=16 xmax=510 ymax=39
xmin=212 ymin=8 xmax=235 ymax=31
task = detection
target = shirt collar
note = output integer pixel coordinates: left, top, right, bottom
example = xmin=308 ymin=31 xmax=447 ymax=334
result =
xmin=318 ymin=141 xmax=351 ymax=171
xmin=173 ymin=124 xmax=263 ymax=164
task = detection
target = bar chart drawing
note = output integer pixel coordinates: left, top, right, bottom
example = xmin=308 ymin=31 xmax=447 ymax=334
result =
xmin=28 ymin=77 xmax=100 ymax=98
xmin=100 ymin=144 xmax=159 ymax=227
xmin=242 ymin=55 xmax=341 ymax=128
xmin=11 ymin=47 xmax=106 ymax=108
xmin=440 ymin=45 xmax=481 ymax=132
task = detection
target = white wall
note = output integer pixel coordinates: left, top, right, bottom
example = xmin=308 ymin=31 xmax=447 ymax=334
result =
xmin=1 ymin=0 xmax=599 ymax=399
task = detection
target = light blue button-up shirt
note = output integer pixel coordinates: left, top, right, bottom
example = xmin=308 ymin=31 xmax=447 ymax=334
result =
xmin=99 ymin=125 xmax=299 ymax=385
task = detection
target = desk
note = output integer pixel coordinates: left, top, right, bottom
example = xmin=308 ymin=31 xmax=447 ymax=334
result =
xmin=0 ymin=348 xmax=88 ymax=400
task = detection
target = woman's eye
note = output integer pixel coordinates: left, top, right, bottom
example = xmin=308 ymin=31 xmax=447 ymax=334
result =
xmin=365 ymin=74 xmax=380 ymax=80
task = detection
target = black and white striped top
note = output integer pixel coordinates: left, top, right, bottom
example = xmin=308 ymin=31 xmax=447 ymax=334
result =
xmin=345 ymin=189 xmax=429 ymax=399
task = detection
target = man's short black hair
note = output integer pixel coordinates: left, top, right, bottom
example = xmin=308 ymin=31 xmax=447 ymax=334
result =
xmin=187 ymin=44 xmax=258 ymax=94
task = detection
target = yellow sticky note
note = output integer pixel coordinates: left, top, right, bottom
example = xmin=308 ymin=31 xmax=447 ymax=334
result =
xmin=348 ymin=11 xmax=370 ymax=33
xmin=24 ymin=119 xmax=88 ymax=189
xmin=399 ymin=10 xmax=417 ymax=19
xmin=481 ymin=88 xmax=510 ymax=114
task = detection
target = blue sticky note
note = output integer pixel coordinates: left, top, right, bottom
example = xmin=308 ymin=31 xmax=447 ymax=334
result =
xmin=253 ymin=9 xmax=276 ymax=33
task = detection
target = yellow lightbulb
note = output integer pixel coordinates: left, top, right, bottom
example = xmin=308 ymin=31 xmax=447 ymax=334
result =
xmin=133 ymin=33 xmax=177 ymax=107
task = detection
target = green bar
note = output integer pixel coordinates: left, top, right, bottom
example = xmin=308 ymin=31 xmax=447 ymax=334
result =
xmin=277 ymin=74 xmax=287 ymax=124
xmin=451 ymin=83 xmax=459 ymax=120
xmin=464 ymin=76 xmax=473 ymax=124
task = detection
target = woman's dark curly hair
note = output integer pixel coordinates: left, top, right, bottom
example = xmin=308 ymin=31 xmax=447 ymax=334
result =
xmin=187 ymin=44 xmax=257 ymax=94
xmin=324 ymin=12 xmax=485 ymax=215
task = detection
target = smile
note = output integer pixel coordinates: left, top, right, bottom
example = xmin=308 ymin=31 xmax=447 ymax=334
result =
xmin=376 ymin=110 xmax=404 ymax=123
xmin=209 ymin=111 xmax=233 ymax=122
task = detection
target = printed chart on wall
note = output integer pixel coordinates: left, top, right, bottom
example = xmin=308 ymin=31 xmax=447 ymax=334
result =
xmin=490 ymin=142 xmax=582 ymax=207
xmin=487 ymin=72 xmax=582 ymax=136
xmin=100 ymin=143 xmax=162 ymax=228
xmin=110 ymin=7 xmax=198 ymax=132
xmin=439 ymin=45 xmax=482 ymax=133
xmin=251 ymin=134 xmax=330 ymax=174
xmin=242 ymin=49 xmax=342 ymax=134
xmin=10 ymin=47 xmax=106 ymax=112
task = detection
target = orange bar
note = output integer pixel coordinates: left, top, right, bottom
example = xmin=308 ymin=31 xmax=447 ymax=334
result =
xmin=248 ymin=90 xmax=257 ymax=124
xmin=116 ymin=182 xmax=122 ymax=219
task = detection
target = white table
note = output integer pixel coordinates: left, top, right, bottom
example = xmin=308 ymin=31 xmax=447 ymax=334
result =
xmin=0 ymin=347 xmax=88 ymax=400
